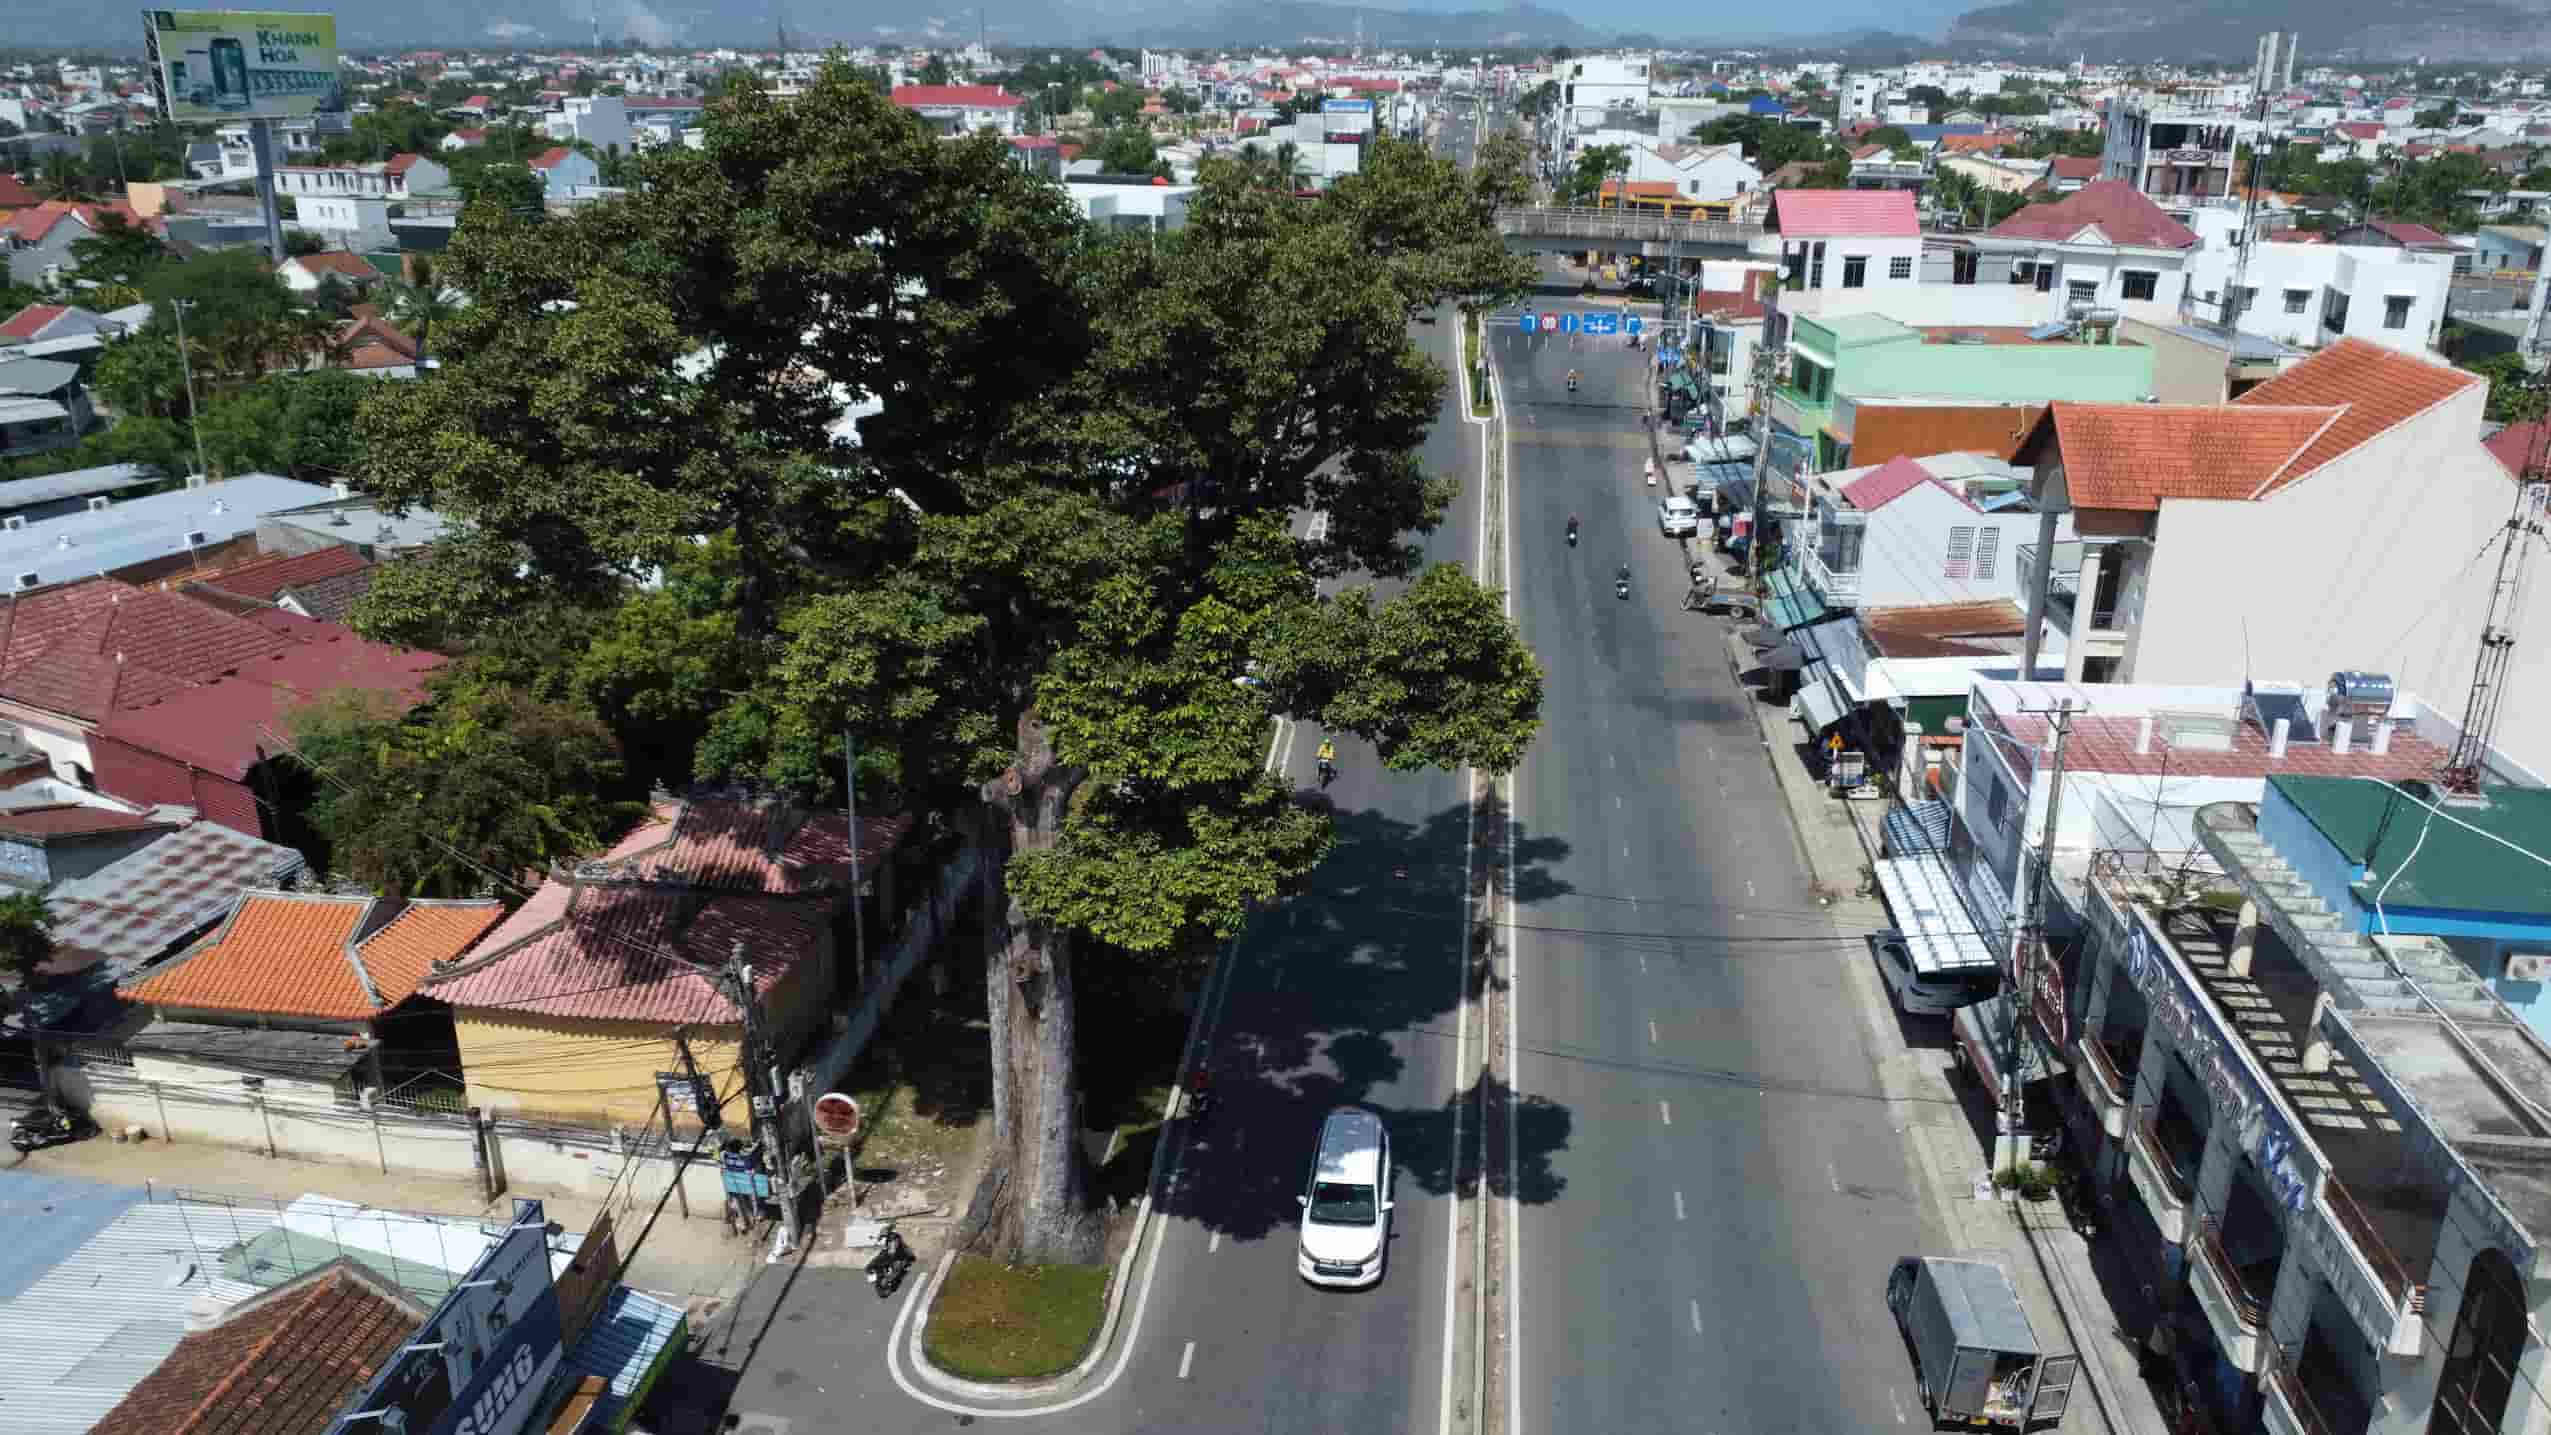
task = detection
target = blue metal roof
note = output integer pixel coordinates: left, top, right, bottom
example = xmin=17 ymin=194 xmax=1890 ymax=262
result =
xmin=564 ymin=1285 xmax=688 ymax=1433
xmin=1883 ymin=799 xmax=1954 ymax=857
xmin=0 ymin=1172 xmax=144 ymax=1304
xmin=0 ymin=474 xmax=333 ymax=590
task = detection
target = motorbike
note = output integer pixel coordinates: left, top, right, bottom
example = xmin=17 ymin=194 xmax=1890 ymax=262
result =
xmin=1614 ymin=568 xmax=1631 ymax=601
xmin=1317 ymin=756 xmax=1337 ymax=787
xmin=866 ymin=1224 xmax=917 ymax=1298
xmin=9 ymin=1105 xmax=95 ymax=1154
xmin=1186 ymin=1069 xmax=1214 ymax=1122
xmin=1565 ymin=521 xmax=1579 ymax=548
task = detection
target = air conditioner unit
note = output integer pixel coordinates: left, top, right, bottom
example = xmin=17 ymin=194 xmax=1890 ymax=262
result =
xmin=87 ymin=496 xmax=110 ymax=511
xmin=184 ymin=474 xmax=207 ymax=489
xmin=14 ymin=573 xmax=37 ymax=591
xmin=184 ymin=530 xmax=209 ymax=547
xmin=2507 ymin=953 xmax=2551 ymax=984
xmin=2 ymin=516 xmax=22 ymax=531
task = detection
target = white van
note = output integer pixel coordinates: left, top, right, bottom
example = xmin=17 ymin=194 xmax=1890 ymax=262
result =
xmin=1297 ymin=1106 xmax=1392 ymax=1288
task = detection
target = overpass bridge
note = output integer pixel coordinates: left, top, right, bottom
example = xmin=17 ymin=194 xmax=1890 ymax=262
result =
xmin=1493 ymin=206 xmax=1771 ymax=260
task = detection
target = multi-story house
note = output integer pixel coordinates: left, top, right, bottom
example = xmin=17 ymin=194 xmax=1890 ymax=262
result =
xmin=2180 ymin=212 xmax=2454 ymax=354
xmin=2100 ymin=93 xmax=2259 ymax=219
xmin=270 ymin=154 xmax=449 ymax=202
xmin=543 ymin=94 xmax=632 ymax=151
xmin=1765 ymin=189 xmax=1924 ymax=307
xmin=2006 ymin=339 xmax=2551 ymax=783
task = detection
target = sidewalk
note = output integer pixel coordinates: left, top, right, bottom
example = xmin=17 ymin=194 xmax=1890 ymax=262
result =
xmin=1719 ymin=628 xmax=2164 ymax=1435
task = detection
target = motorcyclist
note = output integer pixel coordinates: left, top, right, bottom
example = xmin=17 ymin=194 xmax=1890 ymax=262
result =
xmin=1615 ymin=564 xmax=1632 ymax=596
xmin=1566 ymin=368 xmax=1581 ymax=392
xmin=1316 ymin=738 xmax=1338 ymax=784
xmin=1565 ymin=513 xmax=1580 ymax=545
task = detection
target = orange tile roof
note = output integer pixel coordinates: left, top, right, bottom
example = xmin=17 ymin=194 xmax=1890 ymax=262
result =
xmin=2010 ymin=403 xmax=2344 ymax=510
xmin=121 ymin=892 xmax=502 ymax=1022
xmin=2231 ymin=337 xmax=2482 ymax=488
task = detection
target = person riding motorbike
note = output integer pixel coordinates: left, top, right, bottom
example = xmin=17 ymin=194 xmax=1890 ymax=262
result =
xmin=1566 ymin=368 xmax=1581 ymax=392
xmin=1615 ymin=564 xmax=1632 ymax=599
xmin=1565 ymin=513 xmax=1580 ymax=547
xmin=1316 ymin=738 xmax=1338 ymax=785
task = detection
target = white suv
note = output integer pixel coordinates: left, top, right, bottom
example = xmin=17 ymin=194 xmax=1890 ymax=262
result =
xmin=1657 ymin=495 xmax=1701 ymax=537
xmin=1297 ymin=1107 xmax=1392 ymax=1288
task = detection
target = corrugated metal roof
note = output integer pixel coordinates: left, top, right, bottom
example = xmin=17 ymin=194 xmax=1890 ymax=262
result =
xmin=564 ymin=1286 xmax=687 ymax=1431
xmin=0 ymin=1189 xmax=280 ymax=1435
xmin=0 ymin=475 xmax=335 ymax=591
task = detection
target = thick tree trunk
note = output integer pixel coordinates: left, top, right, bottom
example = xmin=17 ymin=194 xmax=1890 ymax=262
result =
xmin=955 ymin=713 xmax=1107 ymax=1266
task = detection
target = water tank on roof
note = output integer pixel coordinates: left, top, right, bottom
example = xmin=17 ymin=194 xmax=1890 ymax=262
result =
xmin=2326 ymin=670 xmax=2396 ymax=723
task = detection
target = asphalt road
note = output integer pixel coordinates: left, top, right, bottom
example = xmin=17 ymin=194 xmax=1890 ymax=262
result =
xmin=1490 ymin=313 xmax=1955 ymax=1435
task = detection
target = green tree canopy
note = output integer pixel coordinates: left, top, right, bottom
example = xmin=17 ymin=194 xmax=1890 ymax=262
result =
xmin=0 ymin=891 xmax=54 ymax=994
xmin=2462 ymin=352 xmax=2546 ymax=426
xmin=1090 ymin=84 xmax=1145 ymax=126
xmin=1093 ymin=125 xmax=1166 ymax=177
xmin=347 ymin=63 xmax=1540 ymax=1265
xmin=67 ymin=210 xmax=170 ymax=285
xmin=287 ymin=674 xmax=642 ymax=900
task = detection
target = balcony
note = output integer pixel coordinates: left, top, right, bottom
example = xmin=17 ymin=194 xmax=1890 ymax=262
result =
xmin=2188 ymin=1218 xmax=2267 ymax=1371
xmin=2073 ymin=1035 xmax=2129 ymax=1138
xmin=2316 ymin=1178 xmax=2428 ymax=1356
xmin=2127 ymin=1112 xmax=2193 ymax=1242
xmin=2260 ymin=1344 xmax=2335 ymax=1435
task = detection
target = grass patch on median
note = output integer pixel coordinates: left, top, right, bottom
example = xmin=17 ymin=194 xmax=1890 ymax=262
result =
xmin=924 ymin=1255 xmax=1112 ymax=1381
xmin=1465 ymin=308 xmax=1492 ymax=417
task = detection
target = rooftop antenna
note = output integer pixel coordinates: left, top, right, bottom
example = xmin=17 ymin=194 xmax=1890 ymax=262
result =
xmin=2440 ymin=454 xmax=2550 ymax=798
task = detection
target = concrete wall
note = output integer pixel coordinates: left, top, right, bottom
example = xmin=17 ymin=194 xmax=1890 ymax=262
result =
xmin=453 ymin=1010 xmax=752 ymax=1132
xmin=2132 ymin=380 xmax=2551 ymax=783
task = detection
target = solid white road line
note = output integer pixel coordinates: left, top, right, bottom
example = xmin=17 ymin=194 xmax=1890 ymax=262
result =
xmin=1658 ymin=1101 xmax=1672 ymax=1127
xmin=1207 ymin=1231 xmax=1219 ymax=1254
xmin=1179 ymin=1341 xmax=1196 ymax=1380
xmin=1674 ymin=1190 xmax=1686 ymax=1221
xmin=1648 ymin=1019 xmax=1657 ymax=1046
xmin=1690 ymin=1301 xmax=1703 ymax=1336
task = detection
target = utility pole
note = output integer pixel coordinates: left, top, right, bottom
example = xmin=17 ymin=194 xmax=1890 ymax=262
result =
xmin=720 ymin=940 xmax=800 ymax=1252
xmin=845 ymin=731 xmax=871 ymax=993
xmin=2002 ymin=700 xmax=2072 ymax=1171
xmin=169 ymin=298 xmax=211 ymax=481
xmin=1744 ymin=278 xmax=1785 ymax=592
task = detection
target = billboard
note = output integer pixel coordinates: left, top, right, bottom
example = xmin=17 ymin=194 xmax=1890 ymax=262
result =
xmin=329 ymin=1198 xmax=568 ymax=1435
xmin=142 ymin=9 xmax=345 ymax=122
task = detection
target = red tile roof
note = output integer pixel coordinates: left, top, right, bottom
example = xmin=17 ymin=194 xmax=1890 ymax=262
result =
xmin=197 ymin=546 xmax=370 ymax=603
xmin=287 ymin=251 xmax=377 ymax=280
xmin=0 ymin=173 xmax=39 ymax=208
xmin=2336 ymin=122 xmax=2384 ymax=140
xmin=1840 ymin=456 xmax=1954 ymax=511
xmin=2011 ymin=403 xmax=2344 ymax=510
xmin=425 ymin=883 xmax=826 ymax=1024
xmin=91 ymin=1261 xmax=426 ymax=1435
xmin=529 ymin=146 xmax=574 ymax=170
xmin=2485 ymin=418 xmax=2551 ymax=476
xmin=0 ymin=200 xmax=160 ymax=245
xmin=383 ymin=153 xmax=423 ymax=176
xmin=593 ymin=797 xmax=913 ymax=894
xmin=1769 ymin=189 xmax=1918 ymax=239
xmin=121 ymin=892 xmax=501 ymax=1021
xmin=890 ymin=84 xmax=1022 ymax=109
xmin=0 ymin=303 xmax=69 ymax=340
xmin=2352 ymin=219 xmax=2453 ymax=248
xmin=1987 ymin=180 xmax=2198 ymax=249
xmin=100 ymin=636 xmax=443 ymax=779
xmin=2050 ymin=155 xmax=2102 ymax=180
xmin=2232 ymin=337 xmax=2482 ymax=484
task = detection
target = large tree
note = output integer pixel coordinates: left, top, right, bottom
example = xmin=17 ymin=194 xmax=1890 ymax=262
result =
xmin=350 ymin=63 xmax=1540 ymax=1264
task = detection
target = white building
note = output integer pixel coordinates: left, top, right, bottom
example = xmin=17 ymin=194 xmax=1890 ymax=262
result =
xmin=293 ymin=194 xmax=392 ymax=252
xmin=2099 ymin=93 xmax=2261 ymax=220
xmin=544 ymin=94 xmax=632 ymax=152
xmin=1843 ymin=72 xmax=1888 ymax=124
xmin=1765 ymin=189 xmax=1925 ymax=303
xmin=270 ymin=153 xmax=448 ymax=202
xmin=888 ymin=84 xmax=1023 ymax=138
xmin=2181 ymin=210 xmax=2454 ymax=353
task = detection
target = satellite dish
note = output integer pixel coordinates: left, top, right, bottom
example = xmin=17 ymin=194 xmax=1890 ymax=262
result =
xmin=812 ymin=1093 xmax=861 ymax=1142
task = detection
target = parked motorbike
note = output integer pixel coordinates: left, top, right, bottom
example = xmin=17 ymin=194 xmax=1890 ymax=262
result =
xmin=9 ymin=1105 xmax=95 ymax=1154
xmin=867 ymin=1224 xmax=916 ymax=1298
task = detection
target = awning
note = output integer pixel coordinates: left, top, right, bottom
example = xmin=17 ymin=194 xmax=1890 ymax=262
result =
xmin=1763 ymin=564 xmax=1831 ymax=631
xmin=1744 ymin=622 xmax=1786 ymax=649
xmin=1762 ymin=642 xmax=1808 ymax=672
xmin=1793 ymin=680 xmax=1844 ymax=732
xmin=560 ymin=1285 xmax=689 ymax=1435
xmin=1882 ymin=799 xmax=1953 ymax=856
xmin=1954 ymin=994 xmax=2066 ymax=1109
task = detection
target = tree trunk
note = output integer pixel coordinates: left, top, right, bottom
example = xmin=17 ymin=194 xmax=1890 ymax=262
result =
xmin=955 ymin=712 xmax=1107 ymax=1267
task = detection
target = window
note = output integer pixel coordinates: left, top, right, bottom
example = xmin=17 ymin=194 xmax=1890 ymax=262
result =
xmin=1888 ymin=255 xmax=1913 ymax=280
xmin=2283 ymin=287 xmax=2311 ymax=314
xmin=2009 ymin=259 xmax=2033 ymax=286
xmin=2121 ymin=270 xmax=2158 ymax=301
xmin=2067 ymin=279 xmax=2098 ymax=306
xmin=1952 ymin=249 xmax=1979 ymax=286
xmin=1945 ymin=525 xmax=1976 ymax=579
xmin=2036 ymin=265 xmax=2056 ymax=293
xmin=2322 ymin=288 xmax=2351 ymax=331
xmin=1842 ymin=255 xmax=1868 ymax=289
xmin=1809 ymin=241 xmax=1826 ymax=289
xmin=2384 ymin=294 xmax=2413 ymax=329
xmin=1973 ymin=528 xmax=1999 ymax=581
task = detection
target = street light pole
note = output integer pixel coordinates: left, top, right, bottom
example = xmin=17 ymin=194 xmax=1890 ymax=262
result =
xmin=169 ymin=297 xmax=210 ymax=481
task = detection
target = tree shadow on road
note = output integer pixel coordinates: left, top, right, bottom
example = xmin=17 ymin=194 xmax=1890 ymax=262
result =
xmin=1155 ymin=797 xmax=1574 ymax=1244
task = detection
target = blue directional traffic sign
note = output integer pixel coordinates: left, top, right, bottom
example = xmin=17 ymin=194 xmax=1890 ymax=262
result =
xmin=1583 ymin=312 xmax=1620 ymax=336
xmin=1519 ymin=311 xmax=1539 ymax=332
xmin=1559 ymin=312 xmax=1581 ymax=334
xmin=1627 ymin=316 xmax=1644 ymax=336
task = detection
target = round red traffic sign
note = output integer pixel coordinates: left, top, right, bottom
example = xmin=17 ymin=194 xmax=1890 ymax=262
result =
xmin=813 ymin=1093 xmax=861 ymax=1140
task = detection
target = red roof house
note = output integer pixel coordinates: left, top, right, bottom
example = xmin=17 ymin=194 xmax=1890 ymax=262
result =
xmin=121 ymin=890 xmax=502 ymax=1024
xmin=1767 ymin=189 xmax=1920 ymax=239
xmin=0 ymin=173 xmax=40 ymax=210
xmin=1986 ymin=179 xmax=2199 ymax=249
xmin=91 ymin=1262 xmax=429 ymax=1435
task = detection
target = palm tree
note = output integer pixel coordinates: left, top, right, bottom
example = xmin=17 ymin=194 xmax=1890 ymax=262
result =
xmin=1271 ymin=140 xmax=1307 ymax=189
xmin=387 ymin=257 xmax=460 ymax=361
xmin=34 ymin=148 xmax=89 ymax=200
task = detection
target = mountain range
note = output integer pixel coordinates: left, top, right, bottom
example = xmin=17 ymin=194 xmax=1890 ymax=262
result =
xmin=1946 ymin=0 xmax=2551 ymax=62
